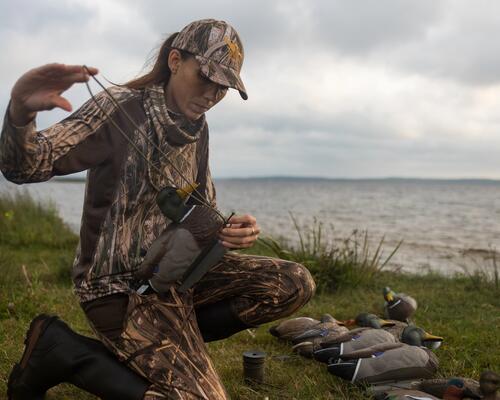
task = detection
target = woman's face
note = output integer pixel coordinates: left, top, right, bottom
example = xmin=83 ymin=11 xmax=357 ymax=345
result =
xmin=165 ymin=51 xmax=228 ymax=121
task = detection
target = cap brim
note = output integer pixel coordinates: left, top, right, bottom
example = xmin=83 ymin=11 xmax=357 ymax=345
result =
xmin=196 ymin=56 xmax=248 ymax=100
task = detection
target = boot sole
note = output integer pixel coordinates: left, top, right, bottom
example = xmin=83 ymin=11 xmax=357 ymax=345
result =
xmin=7 ymin=314 xmax=59 ymax=400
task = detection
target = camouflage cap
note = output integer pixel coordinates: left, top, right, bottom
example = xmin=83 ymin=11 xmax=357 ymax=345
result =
xmin=171 ymin=19 xmax=248 ymax=100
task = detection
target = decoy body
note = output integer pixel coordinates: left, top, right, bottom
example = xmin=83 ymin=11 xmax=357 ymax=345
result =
xmin=327 ymin=343 xmax=439 ymax=384
xmin=290 ymin=314 xmax=350 ymax=357
xmin=373 ymin=388 xmax=440 ymax=400
xmin=356 ymin=313 xmax=443 ymax=349
xmin=480 ymin=370 xmax=500 ymax=400
xmin=294 ymin=314 xmax=442 ymax=359
xmin=415 ymin=377 xmax=481 ymax=399
xmin=268 ymin=316 xmax=320 ymax=341
xmin=313 ymin=328 xmax=396 ymax=364
xmin=374 ymin=378 xmax=480 ymax=400
xmin=383 ymin=286 xmax=417 ymax=323
xmin=135 ymin=184 xmax=225 ymax=293
xmin=291 ymin=314 xmax=348 ymax=344
xmin=337 ymin=313 xmax=443 ymax=350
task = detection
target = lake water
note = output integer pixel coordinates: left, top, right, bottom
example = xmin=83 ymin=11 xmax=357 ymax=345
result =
xmin=1 ymin=176 xmax=499 ymax=275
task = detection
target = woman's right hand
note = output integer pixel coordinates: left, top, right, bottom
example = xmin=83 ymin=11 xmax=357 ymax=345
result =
xmin=9 ymin=63 xmax=99 ymax=126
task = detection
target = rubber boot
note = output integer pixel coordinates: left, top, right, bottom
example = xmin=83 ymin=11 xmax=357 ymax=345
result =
xmin=196 ymin=300 xmax=255 ymax=342
xmin=7 ymin=314 xmax=149 ymax=400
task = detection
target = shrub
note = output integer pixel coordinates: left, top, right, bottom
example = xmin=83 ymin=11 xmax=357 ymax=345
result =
xmin=259 ymin=213 xmax=401 ymax=291
xmin=0 ymin=191 xmax=77 ymax=247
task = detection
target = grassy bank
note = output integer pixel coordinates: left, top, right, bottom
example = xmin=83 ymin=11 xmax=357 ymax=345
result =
xmin=1 ymin=193 xmax=499 ymax=399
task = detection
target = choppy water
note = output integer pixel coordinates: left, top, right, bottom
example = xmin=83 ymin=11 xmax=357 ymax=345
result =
xmin=1 ymin=177 xmax=499 ymax=274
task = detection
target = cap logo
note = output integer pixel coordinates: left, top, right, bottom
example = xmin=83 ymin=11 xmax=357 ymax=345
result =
xmin=223 ymin=36 xmax=242 ymax=64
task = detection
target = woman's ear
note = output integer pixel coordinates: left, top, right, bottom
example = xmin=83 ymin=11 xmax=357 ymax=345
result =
xmin=168 ymin=49 xmax=182 ymax=75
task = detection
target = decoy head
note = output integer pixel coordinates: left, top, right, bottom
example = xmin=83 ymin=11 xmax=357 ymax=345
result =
xmin=442 ymin=377 xmax=481 ymax=400
xmin=401 ymin=326 xmax=443 ymax=349
xmin=355 ymin=313 xmax=395 ymax=329
xmin=156 ymin=183 xmax=198 ymax=222
xmin=383 ymin=286 xmax=396 ymax=302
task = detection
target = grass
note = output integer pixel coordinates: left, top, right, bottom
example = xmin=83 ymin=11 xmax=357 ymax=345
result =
xmin=1 ymin=192 xmax=499 ymax=399
xmin=257 ymin=213 xmax=402 ymax=291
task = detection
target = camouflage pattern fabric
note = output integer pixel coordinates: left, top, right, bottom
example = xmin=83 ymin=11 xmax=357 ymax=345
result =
xmin=88 ymin=252 xmax=315 ymax=399
xmin=0 ymin=84 xmax=216 ymax=303
xmin=194 ymin=252 xmax=316 ymax=326
xmin=171 ymin=19 xmax=247 ymax=100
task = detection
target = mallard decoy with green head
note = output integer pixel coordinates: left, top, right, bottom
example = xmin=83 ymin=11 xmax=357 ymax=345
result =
xmin=356 ymin=313 xmax=442 ymax=349
xmin=442 ymin=378 xmax=482 ymax=400
xmin=313 ymin=328 xmax=396 ymax=364
xmin=347 ymin=312 xmax=396 ymax=329
xmin=135 ymin=184 xmax=226 ymax=293
xmin=415 ymin=377 xmax=481 ymax=399
xmin=327 ymin=343 xmax=439 ymax=384
xmin=268 ymin=316 xmax=320 ymax=341
xmin=314 ymin=324 xmax=442 ymax=365
xmin=331 ymin=313 xmax=443 ymax=350
xmin=383 ymin=286 xmax=417 ymax=323
xmin=374 ymin=378 xmax=480 ymax=400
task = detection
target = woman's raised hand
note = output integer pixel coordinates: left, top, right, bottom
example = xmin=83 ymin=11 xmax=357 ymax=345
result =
xmin=9 ymin=63 xmax=98 ymax=126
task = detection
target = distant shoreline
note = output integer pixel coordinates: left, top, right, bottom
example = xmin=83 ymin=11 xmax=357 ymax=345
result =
xmin=50 ymin=175 xmax=500 ymax=184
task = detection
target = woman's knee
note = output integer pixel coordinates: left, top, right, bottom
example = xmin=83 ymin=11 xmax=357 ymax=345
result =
xmin=284 ymin=261 xmax=316 ymax=306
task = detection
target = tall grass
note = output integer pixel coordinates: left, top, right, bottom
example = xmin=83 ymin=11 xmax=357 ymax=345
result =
xmin=259 ymin=213 xmax=402 ymax=291
xmin=0 ymin=191 xmax=78 ymax=288
xmin=459 ymin=247 xmax=500 ymax=291
xmin=0 ymin=190 xmax=77 ymax=247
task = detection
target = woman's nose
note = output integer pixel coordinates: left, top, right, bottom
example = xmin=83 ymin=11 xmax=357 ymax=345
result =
xmin=204 ymin=83 xmax=227 ymax=103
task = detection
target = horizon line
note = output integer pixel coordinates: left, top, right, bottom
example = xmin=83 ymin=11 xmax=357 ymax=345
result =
xmin=48 ymin=175 xmax=500 ymax=183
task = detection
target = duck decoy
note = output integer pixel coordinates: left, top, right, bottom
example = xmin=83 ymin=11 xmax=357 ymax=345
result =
xmin=135 ymin=184 xmax=226 ymax=293
xmin=383 ymin=287 xmax=417 ymax=323
xmin=327 ymin=343 xmax=439 ymax=384
xmin=319 ymin=318 xmax=443 ymax=351
xmin=313 ymin=328 xmax=396 ymax=364
xmin=442 ymin=378 xmax=482 ymax=400
xmin=416 ymin=377 xmax=481 ymax=399
xmin=291 ymin=314 xmax=348 ymax=344
xmin=269 ymin=316 xmax=320 ymax=341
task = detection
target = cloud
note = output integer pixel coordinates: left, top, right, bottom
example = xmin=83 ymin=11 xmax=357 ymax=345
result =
xmin=0 ymin=0 xmax=498 ymax=179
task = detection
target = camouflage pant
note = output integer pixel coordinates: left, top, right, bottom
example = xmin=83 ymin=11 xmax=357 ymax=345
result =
xmin=84 ymin=252 xmax=316 ymax=400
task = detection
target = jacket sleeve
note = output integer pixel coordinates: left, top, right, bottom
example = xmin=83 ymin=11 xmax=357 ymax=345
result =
xmin=0 ymin=90 xmax=121 ymax=184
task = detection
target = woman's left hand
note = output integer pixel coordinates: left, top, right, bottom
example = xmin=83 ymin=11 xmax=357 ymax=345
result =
xmin=219 ymin=214 xmax=260 ymax=249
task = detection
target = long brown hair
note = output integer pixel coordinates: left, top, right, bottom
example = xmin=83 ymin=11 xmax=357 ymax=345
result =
xmin=125 ymin=32 xmax=191 ymax=90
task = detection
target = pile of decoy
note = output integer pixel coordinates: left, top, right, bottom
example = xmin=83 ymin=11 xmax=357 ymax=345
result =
xmin=269 ymin=287 xmax=499 ymax=399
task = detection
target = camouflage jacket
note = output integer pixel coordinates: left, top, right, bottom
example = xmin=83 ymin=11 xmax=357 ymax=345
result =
xmin=0 ymin=84 xmax=216 ymax=302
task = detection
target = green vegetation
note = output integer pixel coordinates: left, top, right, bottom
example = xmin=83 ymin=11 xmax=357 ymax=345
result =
xmin=257 ymin=213 xmax=402 ymax=291
xmin=1 ymin=193 xmax=498 ymax=399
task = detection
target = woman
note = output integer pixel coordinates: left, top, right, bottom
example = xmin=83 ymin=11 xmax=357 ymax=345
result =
xmin=2 ymin=19 xmax=315 ymax=399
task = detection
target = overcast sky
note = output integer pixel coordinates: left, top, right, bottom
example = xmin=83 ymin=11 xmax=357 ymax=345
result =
xmin=1 ymin=0 xmax=499 ymax=179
